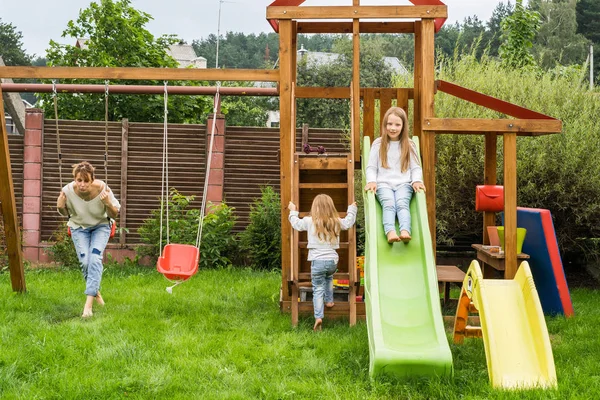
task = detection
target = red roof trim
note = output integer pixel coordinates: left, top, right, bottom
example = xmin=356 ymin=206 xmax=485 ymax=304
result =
xmin=267 ymin=1 xmax=447 ymax=33
xmin=408 ymin=0 xmax=447 ymax=32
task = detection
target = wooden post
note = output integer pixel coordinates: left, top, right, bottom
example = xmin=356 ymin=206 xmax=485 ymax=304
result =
xmin=301 ymin=123 xmax=309 ymax=145
xmin=119 ymin=119 xmax=129 ymax=246
xmin=396 ymin=88 xmax=409 ymax=112
xmin=418 ymin=19 xmax=437 ymax=250
xmin=279 ymin=19 xmax=294 ymax=304
xmin=352 ymin=8 xmax=360 ymax=163
xmin=503 ymin=132 xmax=517 ymax=278
xmin=0 ymin=87 xmax=26 ymax=292
xmin=413 ymin=21 xmax=422 ymax=140
xmin=363 ymin=88 xmax=375 ymax=142
xmin=483 ymin=132 xmax=497 ymax=244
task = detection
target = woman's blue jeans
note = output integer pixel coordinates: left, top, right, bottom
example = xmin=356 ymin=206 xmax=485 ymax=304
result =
xmin=311 ymin=259 xmax=338 ymax=319
xmin=70 ymin=224 xmax=111 ymax=296
xmin=376 ymin=184 xmax=414 ymax=235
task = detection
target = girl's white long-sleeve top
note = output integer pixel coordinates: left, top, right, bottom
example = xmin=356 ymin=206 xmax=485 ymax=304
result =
xmin=288 ymin=204 xmax=357 ymax=262
xmin=366 ymin=137 xmax=423 ymax=189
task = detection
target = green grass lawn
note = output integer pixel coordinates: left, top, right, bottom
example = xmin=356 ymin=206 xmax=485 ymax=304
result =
xmin=1 ymin=265 xmax=599 ymax=399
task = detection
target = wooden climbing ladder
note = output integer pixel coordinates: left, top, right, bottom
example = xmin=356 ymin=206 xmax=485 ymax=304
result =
xmin=288 ymin=152 xmax=360 ymax=326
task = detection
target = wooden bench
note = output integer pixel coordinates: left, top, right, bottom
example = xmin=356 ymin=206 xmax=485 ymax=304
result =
xmin=436 ymin=265 xmax=466 ymax=305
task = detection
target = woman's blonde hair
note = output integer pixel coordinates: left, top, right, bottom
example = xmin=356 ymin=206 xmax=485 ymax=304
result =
xmin=310 ymin=194 xmax=341 ymax=243
xmin=72 ymin=161 xmax=95 ymax=181
xmin=380 ymin=107 xmax=417 ymax=172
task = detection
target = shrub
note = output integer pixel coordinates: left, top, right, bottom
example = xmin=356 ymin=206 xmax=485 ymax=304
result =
xmin=239 ymin=186 xmax=281 ymax=270
xmin=137 ymin=189 xmax=237 ymax=270
xmin=46 ymin=223 xmax=79 ymax=269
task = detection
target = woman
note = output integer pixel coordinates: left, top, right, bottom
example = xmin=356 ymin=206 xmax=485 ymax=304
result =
xmin=56 ymin=161 xmax=120 ymax=318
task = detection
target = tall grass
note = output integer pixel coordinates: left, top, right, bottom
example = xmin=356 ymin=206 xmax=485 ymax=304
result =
xmin=1 ymin=266 xmax=599 ymax=399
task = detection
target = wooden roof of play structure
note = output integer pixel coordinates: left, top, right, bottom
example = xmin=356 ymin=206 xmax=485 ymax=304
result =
xmin=0 ymin=1 xmax=561 ymax=302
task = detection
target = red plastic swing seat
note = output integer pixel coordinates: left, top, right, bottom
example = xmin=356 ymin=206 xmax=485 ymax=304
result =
xmin=156 ymin=243 xmax=200 ymax=281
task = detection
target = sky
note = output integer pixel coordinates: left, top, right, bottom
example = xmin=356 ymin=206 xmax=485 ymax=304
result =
xmin=2 ymin=0 xmax=508 ymax=58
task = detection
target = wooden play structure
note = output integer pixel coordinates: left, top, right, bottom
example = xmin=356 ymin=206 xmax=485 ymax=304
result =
xmin=1 ymin=0 xmax=561 ymax=331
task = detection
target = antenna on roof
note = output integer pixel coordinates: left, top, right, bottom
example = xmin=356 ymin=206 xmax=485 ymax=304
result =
xmin=215 ymin=0 xmax=235 ymax=69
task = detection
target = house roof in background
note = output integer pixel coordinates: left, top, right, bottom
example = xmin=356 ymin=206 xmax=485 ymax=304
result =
xmin=167 ymin=43 xmax=206 ymax=62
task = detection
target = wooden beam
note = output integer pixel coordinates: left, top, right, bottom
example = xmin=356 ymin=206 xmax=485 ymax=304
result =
xmin=483 ymin=133 xmax=497 ymax=245
xmin=503 ymin=133 xmax=518 ymax=279
xmin=294 ymin=87 xmax=414 ymax=99
xmin=436 ymin=80 xmax=557 ymax=120
xmin=279 ymin=20 xmax=294 ymax=304
xmin=298 ymin=157 xmax=347 ymax=170
xmin=267 ymin=6 xmax=448 ymax=19
xmin=295 ymin=86 xmax=350 ymax=99
xmin=419 ymin=19 xmax=437 ymax=251
xmin=0 ymin=66 xmax=279 ymax=82
xmin=423 ymin=118 xmax=562 ymax=134
xmin=297 ymin=21 xmax=415 ymax=34
xmin=0 ymin=87 xmax=26 ymax=292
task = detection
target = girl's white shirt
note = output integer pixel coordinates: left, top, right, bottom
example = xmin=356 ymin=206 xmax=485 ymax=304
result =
xmin=288 ymin=204 xmax=357 ymax=262
xmin=366 ymin=137 xmax=423 ymax=189
xmin=61 ymin=180 xmax=120 ymax=229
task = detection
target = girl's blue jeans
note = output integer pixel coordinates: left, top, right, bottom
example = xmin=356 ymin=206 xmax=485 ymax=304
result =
xmin=376 ymin=184 xmax=414 ymax=235
xmin=311 ymin=259 xmax=338 ymax=319
xmin=70 ymin=224 xmax=111 ymax=297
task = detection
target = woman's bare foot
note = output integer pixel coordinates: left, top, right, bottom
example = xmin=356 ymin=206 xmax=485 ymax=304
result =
xmin=82 ymin=308 xmax=93 ymax=318
xmin=325 ymin=302 xmax=335 ymax=308
xmin=95 ymin=292 xmax=105 ymax=306
xmin=313 ymin=318 xmax=323 ymax=331
xmin=387 ymin=231 xmax=400 ymax=243
xmin=400 ymin=230 xmax=412 ymax=243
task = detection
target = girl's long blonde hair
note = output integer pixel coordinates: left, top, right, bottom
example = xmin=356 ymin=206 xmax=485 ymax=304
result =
xmin=380 ymin=107 xmax=417 ymax=172
xmin=310 ymin=194 xmax=341 ymax=243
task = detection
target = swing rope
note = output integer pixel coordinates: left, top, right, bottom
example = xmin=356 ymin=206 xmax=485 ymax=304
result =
xmin=103 ymin=80 xmax=109 ymax=186
xmin=159 ymin=81 xmax=170 ymax=258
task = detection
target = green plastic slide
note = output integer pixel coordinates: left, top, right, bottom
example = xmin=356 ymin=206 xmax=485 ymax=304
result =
xmin=362 ymin=136 xmax=453 ymax=379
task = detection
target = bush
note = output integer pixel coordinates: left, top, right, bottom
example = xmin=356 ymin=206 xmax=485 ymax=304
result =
xmin=46 ymin=223 xmax=79 ymax=269
xmin=433 ymin=54 xmax=600 ymax=259
xmin=239 ymin=186 xmax=281 ymax=270
xmin=137 ymin=189 xmax=237 ymax=270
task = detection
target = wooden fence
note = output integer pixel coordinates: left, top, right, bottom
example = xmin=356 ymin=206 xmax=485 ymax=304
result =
xmin=7 ymin=119 xmax=347 ymax=245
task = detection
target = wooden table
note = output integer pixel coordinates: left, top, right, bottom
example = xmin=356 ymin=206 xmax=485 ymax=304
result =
xmin=436 ymin=265 xmax=466 ymax=305
xmin=471 ymin=244 xmax=530 ymax=279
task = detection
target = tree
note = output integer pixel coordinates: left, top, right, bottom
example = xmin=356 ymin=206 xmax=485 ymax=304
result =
xmin=0 ymin=18 xmax=32 ymax=66
xmin=529 ymin=0 xmax=588 ymax=68
xmin=499 ymin=0 xmax=541 ymax=69
xmin=296 ymin=36 xmax=394 ymax=129
xmin=576 ymin=0 xmax=600 ymax=44
xmin=42 ymin=0 xmax=210 ymax=123
xmin=194 ymin=32 xmax=280 ymax=69
xmin=576 ymin=0 xmax=600 ymax=82
xmin=486 ymin=2 xmax=515 ymax=56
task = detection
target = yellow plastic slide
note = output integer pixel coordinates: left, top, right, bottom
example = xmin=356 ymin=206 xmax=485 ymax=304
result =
xmin=454 ymin=261 xmax=557 ymax=389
